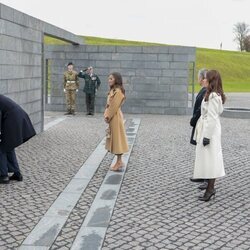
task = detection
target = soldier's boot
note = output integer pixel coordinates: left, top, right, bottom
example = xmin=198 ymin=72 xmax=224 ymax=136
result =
xmin=89 ymin=106 xmax=94 ymax=115
xmin=65 ymin=107 xmax=72 ymax=114
xmin=65 ymin=104 xmax=71 ymax=115
xmin=68 ymin=104 xmax=73 ymax=114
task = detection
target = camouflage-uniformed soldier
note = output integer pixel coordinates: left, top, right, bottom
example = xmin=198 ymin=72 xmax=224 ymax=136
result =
xmin=63 ymin=62 xmax=79 ymax=115
xmin=78 ymin=66 xmax=101 ymax=115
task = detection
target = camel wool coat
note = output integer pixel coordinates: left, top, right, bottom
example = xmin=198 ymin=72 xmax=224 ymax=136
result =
xmin=193 ymin=92 xmax=225 ymax=179
xmin=104 ymin=88 xmax=129 ymax=155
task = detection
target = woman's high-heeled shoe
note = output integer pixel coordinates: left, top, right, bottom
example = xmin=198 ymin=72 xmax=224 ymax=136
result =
xmin=198 ymin=189 xmax=216 ymax=202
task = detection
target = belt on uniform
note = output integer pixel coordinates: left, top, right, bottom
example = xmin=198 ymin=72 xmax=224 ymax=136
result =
xmin=66 ymin=81 xmax=76 ymax=83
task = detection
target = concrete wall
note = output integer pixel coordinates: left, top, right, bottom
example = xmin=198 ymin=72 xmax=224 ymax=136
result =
xmin=0 ymin=3 xmax=83 ymax=133
xmin=45 ymin=45 xmax=195 ymax=115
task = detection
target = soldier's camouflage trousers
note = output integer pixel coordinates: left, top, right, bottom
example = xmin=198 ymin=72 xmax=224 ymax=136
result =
xmin=65 ymin=90 xmax=76 ymax=114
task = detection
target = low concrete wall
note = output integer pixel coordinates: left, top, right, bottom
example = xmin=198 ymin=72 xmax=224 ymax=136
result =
xmin=222 ymin=108 xmax=250 ymax=119
xmin=45 ymin=45 xmax=196 ymax=115
xmin=0 ymin=3 xmax=83 ymax=133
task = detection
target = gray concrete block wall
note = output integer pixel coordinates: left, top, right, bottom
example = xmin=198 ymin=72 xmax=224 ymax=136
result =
xmin=0 ymin=3 xmax=83 ymax=133
xmin=0 ymin=26 xmax=43 ymax=132
xmin=45 ymin=45 xmax=195 ymax=115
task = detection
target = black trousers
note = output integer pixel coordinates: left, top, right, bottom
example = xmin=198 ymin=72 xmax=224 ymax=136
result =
xmin=86 ymin=93 xmax=95 ymax=114
xmin=0 ymin=149 xmax=20 ymax=177
xmin=190 ymin=126 xmax=197 ymax=145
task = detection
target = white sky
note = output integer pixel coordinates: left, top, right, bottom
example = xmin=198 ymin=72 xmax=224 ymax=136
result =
xmin=1 ymin=0 xmax=250 ymax=51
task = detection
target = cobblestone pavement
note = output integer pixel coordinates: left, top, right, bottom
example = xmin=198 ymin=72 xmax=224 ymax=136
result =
xmin=0 ymin=112 xmax=250 ymax=250
xmin=103 ymin=115 xmax=250 ymax=250
xmin=0 ymin=113 xmax=106 ymax=249
xmin=44 ymin=111 xmax=64 ymax=125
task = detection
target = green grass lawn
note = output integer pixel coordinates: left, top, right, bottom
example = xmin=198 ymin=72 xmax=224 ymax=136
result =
xmin=44 ymin=35 xmax=165 ymax=46
xmin=44 ymin=35 xmax=250 ymax=92
xmin=82 ymin=36 xmax=164 ymax=46
xmin=44 ymin=36 xmax=69 ymax=45
xmin=195 ymin=48 xmax=250 ymax=92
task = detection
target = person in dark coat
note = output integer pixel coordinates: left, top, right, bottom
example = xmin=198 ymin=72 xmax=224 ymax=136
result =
xmin=190 ymin=69 xmax=208 ymax=145
xmin=0 ymin=95 xmax=36 ymax=184
xmin=189 ymin=69 xmax=208 ymax=189
xmin=78 ymin=66 xmax=101 ymax=115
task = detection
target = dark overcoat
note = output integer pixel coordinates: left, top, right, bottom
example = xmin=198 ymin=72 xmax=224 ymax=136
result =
xmin=190 ymin=87 xmax=207 ymax=145
xmin=78 ymin=72 xmax=101 ymax=94
xmin=0 ymin=95 xmax=36 ymax=152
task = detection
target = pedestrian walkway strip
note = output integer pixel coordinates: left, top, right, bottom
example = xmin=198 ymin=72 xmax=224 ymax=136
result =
xmin=44 ymin=117 xmax=67 ymax=131
xmin=19 ymin=118 xmax=140 ymax=250
xmin=70 ymin=118 xmax=141 ymax=250
xmin=19 ymin=137 xmax=108 ymax=249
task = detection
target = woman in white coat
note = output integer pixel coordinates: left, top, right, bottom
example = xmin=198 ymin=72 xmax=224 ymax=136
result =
xmin=193 ymin=70 xmax=226 ymax=202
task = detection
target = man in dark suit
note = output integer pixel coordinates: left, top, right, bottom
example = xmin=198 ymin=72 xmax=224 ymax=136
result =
xmin=190 ymin=69 xmax=208 ymax=189
xmin=0 ymin=95 xmax=36 ymax=184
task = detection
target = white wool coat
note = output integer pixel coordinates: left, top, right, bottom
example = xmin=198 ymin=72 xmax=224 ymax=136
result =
xmin=193 ymin=92 xmax=225 ymax=179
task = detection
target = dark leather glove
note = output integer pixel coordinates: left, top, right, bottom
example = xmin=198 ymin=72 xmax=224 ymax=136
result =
xmin=203 ymin=137 xmax=210 ymax=146
xmin=190 ymin=118 xmax=195 ymax=127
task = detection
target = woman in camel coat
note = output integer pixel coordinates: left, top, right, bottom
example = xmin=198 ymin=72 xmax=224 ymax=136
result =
xmin=104 ymin=72 xmax=129 ymax=171
xmin=193 ymin=70 xmax=226 ymax=201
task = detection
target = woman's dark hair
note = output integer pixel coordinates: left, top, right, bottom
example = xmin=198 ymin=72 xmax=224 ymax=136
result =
xmin=205 ymin=70 xmax=226 ymax=104
xmin=109 ymin=72 xmax=125 ymax=95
